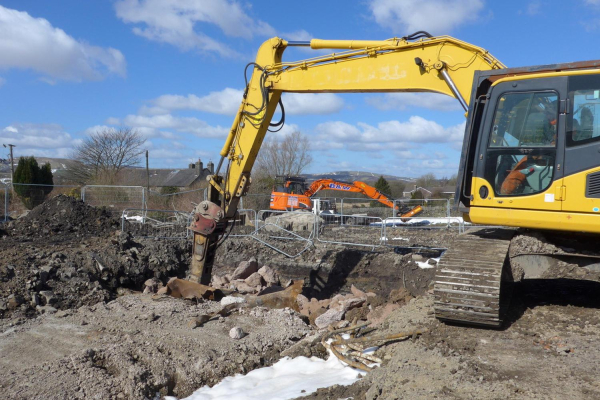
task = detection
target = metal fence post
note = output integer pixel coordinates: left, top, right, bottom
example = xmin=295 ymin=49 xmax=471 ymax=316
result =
xmin=3 ymin=184 xmax=7 ymax=222
xmin=340 ymin=198 xmax=344 ymax=217
xmin=81 ymin=186 xmax=86 ymax=202
xmin=142 ymin=187 xmax=146 ymax=212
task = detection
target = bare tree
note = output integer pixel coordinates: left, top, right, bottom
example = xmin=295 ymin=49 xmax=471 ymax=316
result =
xmin=254 ymin=130 xmax=313 ymax=179
xmin=416 ymin=173 xmax=438 ymax=189
xmin=70 ymin=128 xmax=145 ymax=184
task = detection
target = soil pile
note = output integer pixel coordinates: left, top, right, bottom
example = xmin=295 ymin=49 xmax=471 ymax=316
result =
xmin=7 ymin=195 xmax=120 ymax=240
xmin=0 ymin=196 xmax=191 ymax=320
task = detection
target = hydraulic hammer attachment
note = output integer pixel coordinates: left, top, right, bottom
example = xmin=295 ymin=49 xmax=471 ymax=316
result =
xmin=188 ymin=180 xmax=228 ymax=285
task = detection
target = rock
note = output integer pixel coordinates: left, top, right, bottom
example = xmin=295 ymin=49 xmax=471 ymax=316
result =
xmin=350 ymin=285 xmax=368 ymax=299
xmin=143 ymin=278 xmax=163 ymax=294
xmin=231 ymin=258 xmax=259 ymax=280
xmin=244 ymin=272 xmax=265 ymax=288
xmin=412 ymin=254 xmax=424 ymax=261
xmin=257 ymin=286 xmax=284 ymax=296
xmin=258 ymin=266 xmax=280 ymax=286
xmin=39 ymin=290 xmax=57 ymax=305
xmin=221 ymin=296 xmax=246 ymax=306
xmin=211 ymin=275 xmax=227 ymax=288
xmin=264 ymin=211 xmax=323 ymax=233
xmin=36 ymin=305 xmax=58 ymax=314
xmin=367 ymin=303 xmax=400 ymax=326
xmin=7 ymin=294 xmax=24 ymax=310
xmin=338 ymin=297 xmax=366 ymax=313
xmin=229 ymin=327 xmax=246 ymax=340
xmin=231 ymin=281 xmax=259 ymax=294
xmin=314 ymin=308 xmax=345 ymax=329
xmin=296 ymin=294 xmax=310 ymax=316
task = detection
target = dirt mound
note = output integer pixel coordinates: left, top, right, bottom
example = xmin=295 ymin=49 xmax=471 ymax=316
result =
xmin=8 ymin=195 xmax=120 ymax=239
xmin=0 ymin=194 xmax=193 ymax=320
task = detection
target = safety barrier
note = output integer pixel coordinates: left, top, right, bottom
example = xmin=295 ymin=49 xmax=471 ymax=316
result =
xmin=121 ymin=208 xmax=191 ymax=239
xmin=146 ymin=188 xmax=207 ymax=211
xmin=1 ymin=183 xmax=7 ymax=222
xmin=317 ymin=214 xmax=385 ymax=250
xmin=229 ymin=209 xmax=258 ymax=237
xmin=82 ymin=185 xmax=145 ymax=214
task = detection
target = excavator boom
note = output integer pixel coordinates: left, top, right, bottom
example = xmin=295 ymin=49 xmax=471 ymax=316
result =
xmin=190 ymin=29 xmax=600 ymax=330
xmin=188 ymin=32 xmax=504 ymax=286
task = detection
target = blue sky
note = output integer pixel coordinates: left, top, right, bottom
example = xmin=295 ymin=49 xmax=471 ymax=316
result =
xmin=1 ymin=0 xmax=600 ymax=178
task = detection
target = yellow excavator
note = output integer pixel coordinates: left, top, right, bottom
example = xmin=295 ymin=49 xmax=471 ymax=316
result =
xmin=188 ymin=31 xmax=600 ymax=327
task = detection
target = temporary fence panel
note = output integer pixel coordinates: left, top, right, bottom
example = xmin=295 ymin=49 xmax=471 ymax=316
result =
xmin=146 ymin=188 xmax=206 ymax=212
xmin=317 ymin=214 xmax=385 ymax=250
xmin=339 ymin=197 xmax=396 ymax=220
xmin=82 ymin=185 xmax=145 ymax=214
xmin=249 ymin=210 xmax=316 ymax=257
xmin=1 ymin=184 xmax=7 ymax=222
xmin=229 ymin=209 xmax=257 ymax=237
xmin=241 ymin=194 xmax=272 ymax=213
xmin=121 ymin=208 xmax=191 ymax=239
xmin=8 ymin=183 xmax=80 ymax=219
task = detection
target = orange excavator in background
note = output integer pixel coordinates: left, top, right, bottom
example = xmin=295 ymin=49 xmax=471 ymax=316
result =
xmin=269 ymin=176 xmax=423 ymax=218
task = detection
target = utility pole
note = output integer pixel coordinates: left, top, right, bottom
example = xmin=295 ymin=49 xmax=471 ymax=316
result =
xmin=145 ymin=150 xmax=150 ymax=193
xmin=3 ymin=144 xmax=15 ymax=183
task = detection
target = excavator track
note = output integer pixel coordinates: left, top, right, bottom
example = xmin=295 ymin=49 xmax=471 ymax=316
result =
xmin=434 ymin=228 xmax=515 ymax=327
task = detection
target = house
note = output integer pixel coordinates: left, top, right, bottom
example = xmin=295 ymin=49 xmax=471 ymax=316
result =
xmin=118 ymin=159 xmax=214 ymax=188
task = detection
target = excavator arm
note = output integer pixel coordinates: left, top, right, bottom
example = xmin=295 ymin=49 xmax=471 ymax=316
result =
xmin=188 ymin=33 xmax=504 ymax=283
xmin=304 ymin=179 xmax=397 ymax=210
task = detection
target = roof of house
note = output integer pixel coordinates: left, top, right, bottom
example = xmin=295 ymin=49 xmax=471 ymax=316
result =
xmin=118 ymin=168 xmax=210 ymax=187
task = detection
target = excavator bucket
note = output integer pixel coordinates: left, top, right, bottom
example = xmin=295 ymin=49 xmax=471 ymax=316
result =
xmin=400 ymin=205 xmax=424 ymax=222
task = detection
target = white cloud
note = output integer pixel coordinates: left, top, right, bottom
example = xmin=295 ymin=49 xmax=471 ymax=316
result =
xmin=1 ymin=123 xmax=81 ymax=158
xmin=281 ymin=29 xmax=312 ymax=42
xmin=143 ymin=88 xmax=244 ymax=116
xmin=141 ymin=89 xmax=344 ymax=116
xmin=114 ymin=0 xmax=274 ymax=56
xmin=526 ymin=1 xmax=542 ymax=15
xmin=116 ymin=114 xmax=228 ymax=139
xmin=282 ymin=93 xmax=345 ymax=115
xmin=366 ymin=93 xmax=461 ymax=112
xmin=264 ymin=123 xmax=301 ymax=141
xmin=369 ymin=0 xmax=484 ymax=34
xmin=0 ymin=6 xmax=126 ymax=81
xmin=314 ymin=117 xmax=466 ymax=152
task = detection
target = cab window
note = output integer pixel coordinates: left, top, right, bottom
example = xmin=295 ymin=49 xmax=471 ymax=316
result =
xmin=485 ymin=91 xmax=557 ymax=197
xmin=568 ymin=89 xmax=600 ymax=145
xmin=489 ymin=92 xmax=558 ymax=148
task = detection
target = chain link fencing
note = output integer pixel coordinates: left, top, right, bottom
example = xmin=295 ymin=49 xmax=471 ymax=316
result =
xmin=81 ymin=185 xmax=145 ymax=214
xmin=146 ymin=188 xmax=207 ymax=213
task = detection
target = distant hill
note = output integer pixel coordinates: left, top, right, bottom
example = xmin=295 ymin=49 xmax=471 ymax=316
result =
xmin=300 ymin=171 xmax=415 ymax=183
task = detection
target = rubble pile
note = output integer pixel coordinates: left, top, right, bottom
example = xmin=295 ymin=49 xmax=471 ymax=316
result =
xmin=0 ymin=196 xmax=191 ymax=319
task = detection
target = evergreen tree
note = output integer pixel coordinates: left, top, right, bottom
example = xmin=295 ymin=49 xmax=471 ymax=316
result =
xmin=13 ymin=156 xmax=54 ymax=209
xmin=371 ymin=175 xmax=392 ymax=208
xmin=374 ymin=175 xmax=391 ymax=196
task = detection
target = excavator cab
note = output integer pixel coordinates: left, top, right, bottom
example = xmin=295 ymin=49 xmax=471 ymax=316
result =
xmin=270 ymin=176 xmax=312 ymax=211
